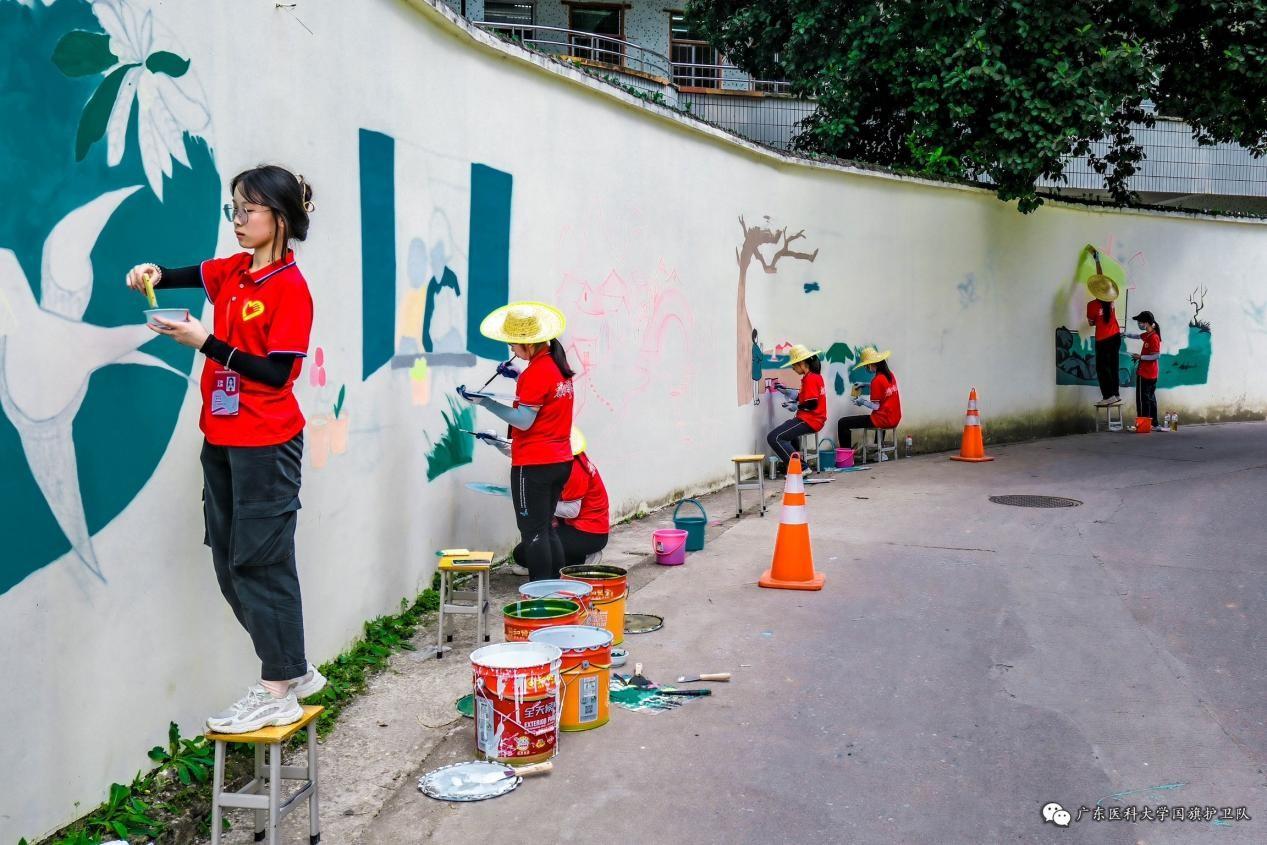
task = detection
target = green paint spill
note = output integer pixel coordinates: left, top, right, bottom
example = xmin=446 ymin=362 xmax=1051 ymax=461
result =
xmin=424 ymin=397 xmax=476 ymax=481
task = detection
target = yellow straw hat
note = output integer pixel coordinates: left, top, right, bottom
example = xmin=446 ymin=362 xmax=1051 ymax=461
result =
xmin=570 ymin=426 xmax=587 ymax=456
xmin=1086 ymin=273 xmax=1120 ymax=302
xmin=479 ymin=301 xmax=567 ymax=344
xmin=784 ymin=344 xmax=822 ymax=367
xmin=853 ymin=346 xmax=892 ymax=369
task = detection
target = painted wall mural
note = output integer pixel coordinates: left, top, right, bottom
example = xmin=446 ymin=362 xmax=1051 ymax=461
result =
xmin=357 ymin=133 xmax=513 ymax=377
xmin=734 ymin=216 xmax=818 ymax=406
xmin=0 ymin=0 xmax=217 ymax=596
xmin=354 ymin=130 xmax=515 ymax=477
xmin=1054 ymin=242 xmax=1212 ymax=389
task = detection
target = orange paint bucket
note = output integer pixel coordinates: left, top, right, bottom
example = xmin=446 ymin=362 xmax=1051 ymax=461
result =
xmin=529 ymin=625 xmax=614 ymax=731
xmin=502 ymin=598 xmax=584 ymax=642
xmin=470 ymin=642 xmax=562 ymax=764
xmin=559 ymin=564 xmax=628 ymax=646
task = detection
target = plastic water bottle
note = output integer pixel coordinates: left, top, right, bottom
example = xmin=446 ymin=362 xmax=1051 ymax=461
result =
xmin=904 ymin=435 xmax=914 ymax=457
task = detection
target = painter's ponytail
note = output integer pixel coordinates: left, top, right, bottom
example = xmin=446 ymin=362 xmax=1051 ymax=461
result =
xmin=549 ymin=339 xmax=575 ymax=379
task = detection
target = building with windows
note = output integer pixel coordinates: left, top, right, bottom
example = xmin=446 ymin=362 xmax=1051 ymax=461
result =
xmin=443 ymin=0 xmax=1267 ymax=213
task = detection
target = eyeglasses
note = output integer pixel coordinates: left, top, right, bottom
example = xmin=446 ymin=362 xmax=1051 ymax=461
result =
xmin=222 ymin=203 xmax=270 ymax=224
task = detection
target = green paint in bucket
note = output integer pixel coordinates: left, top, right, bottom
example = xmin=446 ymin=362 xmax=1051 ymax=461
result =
xmin=502 ymin=598 xmax=584 ymax=641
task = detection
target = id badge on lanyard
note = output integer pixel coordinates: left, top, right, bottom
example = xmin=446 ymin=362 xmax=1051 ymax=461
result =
xmin=211 ymin=370 xmax=240 ymax=416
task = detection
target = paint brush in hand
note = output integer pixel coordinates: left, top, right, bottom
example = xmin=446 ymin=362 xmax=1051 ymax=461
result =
xmin=142 ymin=272 xmax=157 ymax=308
xmin=480 ymin=358 xmax=515 ymax=390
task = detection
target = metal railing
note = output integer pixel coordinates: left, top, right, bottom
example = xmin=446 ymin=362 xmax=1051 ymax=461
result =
xmin=473 ymin=21 xmax=671 ymax=79
xmin=670 ymin=61 xmax=792 ymax=95
xmin=679 ymin=91 xmax=815 ymax=150
xmin=1046 ymin=117 xmax=1267 ymax=198
xmin=469 ymin=20 xmax=1266 ymax=198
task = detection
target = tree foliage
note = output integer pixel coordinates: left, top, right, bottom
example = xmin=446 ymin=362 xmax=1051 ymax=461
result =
xmin=684 ymin=1 xmax=1267 ymax=211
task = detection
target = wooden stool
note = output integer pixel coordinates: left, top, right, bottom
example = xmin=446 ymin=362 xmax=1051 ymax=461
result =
xmin=208 ymin=704 xmax=323 ymax=845
xmin=436 ymin=549 xmax=494 ymax=658
xmin=1095 ymin=401 xmax=1124 ymax=432
xmin=731 ymin=454 xmax=767 ymax=517
xmin=860 ymin=428 xmax=898 ymax=464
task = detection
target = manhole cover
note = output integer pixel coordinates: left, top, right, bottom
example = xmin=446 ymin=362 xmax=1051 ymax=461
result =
xmin=989 ymin=495 xmax=1082 ymax=508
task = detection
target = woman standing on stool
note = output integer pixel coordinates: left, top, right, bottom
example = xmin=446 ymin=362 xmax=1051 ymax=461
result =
xmin=460 ymin=302 xmax=574 ymax=581
xmin=126 ymin=165 xmax=325 ymax=733
xmin=1086 ymin=266 xmax=1122 ymax=406
xmin=836 ymin=347 xmax=902 ymax=454
xmin=768 ymin=345 xmax=825 ymax=474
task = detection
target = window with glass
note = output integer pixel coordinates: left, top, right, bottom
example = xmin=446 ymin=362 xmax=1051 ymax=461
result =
xmin=568 ymin=5 xmax=624 ymax=66
xmin=484 ymin=2 xmax=535 ymax=40
xmin=669 ymin=11 xmax=719 ymax=88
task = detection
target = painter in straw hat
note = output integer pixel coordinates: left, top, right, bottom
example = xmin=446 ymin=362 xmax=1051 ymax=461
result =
xmin=461 ymin=300 xmax=577 ymax=581
xmin=479 ymin=301 xmax=567 ymax=345
xmin=852 ymin=346 xmax=892 ymax=369
xmin=784 ymin=344 xmax=822 ymax=367
xmin=1087 ymin=272 xmax=1120 ymax=303
xmin=767 ymin=343 xmax=827 ymax=477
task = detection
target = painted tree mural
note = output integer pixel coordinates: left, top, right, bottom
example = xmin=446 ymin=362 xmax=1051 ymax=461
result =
xmin=734 ymin=216 xmax=818 ymax=405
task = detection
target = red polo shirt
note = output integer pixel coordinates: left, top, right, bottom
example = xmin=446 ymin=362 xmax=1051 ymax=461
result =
xmin=869 ymin=372 xmax=902 ymax=429
xmin=1138 ymin=329 xmax=1162 ymax=380
xmin=795 ymin=371 xmax=827 ymax=432
xmin=199 ymin=252 xmax=312 ymax=447
xmin=509 ymin=348 xmax=574 ymax=466
xmin=1087 ymin=300 xmax=1120 ymax=341
xmin=559 ymin=453 xmax=610 ymax=535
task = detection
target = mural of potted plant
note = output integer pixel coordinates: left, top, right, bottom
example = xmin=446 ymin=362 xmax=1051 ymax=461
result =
xmin=329 ymin=385 xmax=349 ymax=454
xmin=308 ymin=415 xmax=331 ymax=469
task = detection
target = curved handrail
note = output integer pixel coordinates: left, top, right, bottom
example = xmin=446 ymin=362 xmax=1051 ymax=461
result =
xmin=473 ymin=21 xmax=672 ymax=79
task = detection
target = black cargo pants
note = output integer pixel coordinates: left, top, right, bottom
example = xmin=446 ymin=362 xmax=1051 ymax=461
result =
xmin=201 ymin=433 xmax=307 ymax=681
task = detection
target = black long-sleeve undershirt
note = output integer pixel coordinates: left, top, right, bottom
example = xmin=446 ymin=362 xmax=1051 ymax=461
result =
xmin=797 ymin=398 xmax=819 ymax=411
xmin=200 ymin=335 xmax=296 ymax=388
xmin=157 ymin=264 xmax=297 ymax=389
xmin=155 ymin=264 xmax=203 ymax=289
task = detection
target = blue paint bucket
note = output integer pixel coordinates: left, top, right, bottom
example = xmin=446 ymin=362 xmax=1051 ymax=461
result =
xmin=672 ymin=498 xmax=708 ymax=552
xmin=817 ymin=438 xmax=837 ymax=470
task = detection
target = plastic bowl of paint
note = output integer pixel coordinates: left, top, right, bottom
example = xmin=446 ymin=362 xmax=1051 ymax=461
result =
xmin=144 ymin=307 xmax=190 ymax=327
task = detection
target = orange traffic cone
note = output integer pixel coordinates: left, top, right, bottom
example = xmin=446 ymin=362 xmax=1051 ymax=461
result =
xmin=759 ymin=453 xmax=825 ymax=590
xmin=950 ymin=387 xmax=994 ymax=462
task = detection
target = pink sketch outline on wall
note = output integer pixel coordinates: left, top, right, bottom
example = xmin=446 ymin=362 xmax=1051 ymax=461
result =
xmin=556 ymin=262 xmax=695 ymax=418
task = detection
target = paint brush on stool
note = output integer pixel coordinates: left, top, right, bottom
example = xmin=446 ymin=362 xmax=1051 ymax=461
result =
xmin=675 ymin=672 xmax=731 ymax=683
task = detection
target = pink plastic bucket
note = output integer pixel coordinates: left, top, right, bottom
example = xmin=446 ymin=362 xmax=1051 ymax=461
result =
xmin=652 ymin=529 xmax=688 ymax=565
xmin=835 ymin=448 xmax=855 ymax=468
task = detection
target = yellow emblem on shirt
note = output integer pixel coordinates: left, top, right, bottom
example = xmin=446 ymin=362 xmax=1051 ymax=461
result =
xmin=242 ymin=300 xmax=265 ymax=322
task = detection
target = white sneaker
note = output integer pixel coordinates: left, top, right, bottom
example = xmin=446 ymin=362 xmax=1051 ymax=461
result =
xmin=207 ymin=685 xmax=302 ymax=734
xmin=509 ymin=563 xmax=529 ymax=576
xmin=291 ymin=664 xmax=327 ymax=699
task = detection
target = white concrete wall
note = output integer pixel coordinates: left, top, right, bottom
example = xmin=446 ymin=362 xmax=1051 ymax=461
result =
xmin=3 ymin=0 xmax=1266 ymax=839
